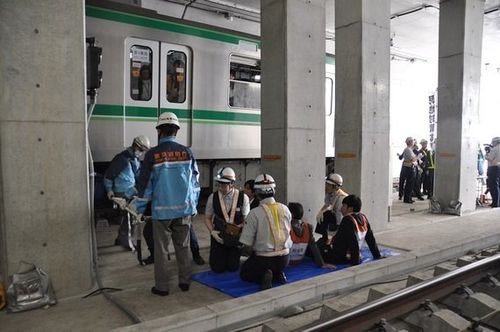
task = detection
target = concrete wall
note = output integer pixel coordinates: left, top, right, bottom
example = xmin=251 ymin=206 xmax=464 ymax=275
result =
xmin=0 ymin=0 xmax=92 ymax=297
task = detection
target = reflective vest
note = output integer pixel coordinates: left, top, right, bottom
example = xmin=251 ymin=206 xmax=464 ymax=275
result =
xmin=213 ymin=189 xmax=244 ymax=232
xmin=348 ymin=213 xmax=369 ymax=253
xmin=262 ymin=203 xmax=288 ymax=252
xmin=290 ymin=222 xmax=312 ymax=264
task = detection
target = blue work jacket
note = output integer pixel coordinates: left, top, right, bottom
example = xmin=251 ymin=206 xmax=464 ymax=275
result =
xmin=134 ymin=136 xmax=200 ymax=220
xmin=103 ymin=147 xmax=140 ymax=199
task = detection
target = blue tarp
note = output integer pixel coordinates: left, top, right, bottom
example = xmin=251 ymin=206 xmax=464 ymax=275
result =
xmin=192 ymin=247 xmax=398 ymax=298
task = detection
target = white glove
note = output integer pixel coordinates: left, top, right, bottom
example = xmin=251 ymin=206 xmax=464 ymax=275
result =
xmin=132 ymin=213 xmax=145 ymax=224
xmin=211 ymin=230 xmax=223 ymax=244
xmin=107 ymin=191 xmax=114 ymax=200
xmin=112 ymin=197 xmax=127 ymax=210
xmin=316 ymin=211 xmax=324 ymax=224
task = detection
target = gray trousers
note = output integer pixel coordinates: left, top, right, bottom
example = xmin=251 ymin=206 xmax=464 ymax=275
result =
xmin=153 ymin=217 xmax=191 ymax=292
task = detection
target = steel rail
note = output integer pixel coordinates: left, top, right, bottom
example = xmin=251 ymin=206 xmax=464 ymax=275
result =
xmin=299 ymin=253 xmax=500 ymax=332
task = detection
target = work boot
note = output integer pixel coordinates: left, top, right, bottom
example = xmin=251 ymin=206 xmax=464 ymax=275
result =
xmin=151 ymin=287 xmax=169 ymax=296
xmin=192 ymin=253 xmax=205 ymax=265
xmin=274 ymin=272 xmax=287 ymax=285
xmin=142 ymin=256 xmax=154 ymax=265
xmin=261 ymin=269 xmax=273 ymax=290
xmin=178 ymin=283 xmax=190 ymax=292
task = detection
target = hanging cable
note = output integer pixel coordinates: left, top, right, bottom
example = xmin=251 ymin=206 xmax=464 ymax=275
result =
xmin=181 ymin=0 xmax=197 ymax=20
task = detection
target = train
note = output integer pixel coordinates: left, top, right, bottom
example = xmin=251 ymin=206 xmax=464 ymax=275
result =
xmin=86 ymin=0 xmax=335 ymax=191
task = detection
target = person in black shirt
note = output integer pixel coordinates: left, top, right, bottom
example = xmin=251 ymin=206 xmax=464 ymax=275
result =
xmin=322 ymin=195 xmax=382 ymax=265
xmin=243 ymin=179 xmax=260 ymax=210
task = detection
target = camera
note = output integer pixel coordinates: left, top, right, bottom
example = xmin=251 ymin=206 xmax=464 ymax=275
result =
xmin=484 ymin=144 xmax=492 ymax=153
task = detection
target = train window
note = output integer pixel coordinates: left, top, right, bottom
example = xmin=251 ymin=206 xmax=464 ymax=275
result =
xmin=325 ymin=77 xmax=333 ymax=116
xmin=129 ymin=45 xmax=153 ymax=101
xmin=166 ymin=51 xmax=187 ymax=103
xmin=229 ymin=55 xmax=261 ymax=109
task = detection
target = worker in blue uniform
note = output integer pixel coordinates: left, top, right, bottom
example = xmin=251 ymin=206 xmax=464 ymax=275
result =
xmin=104 ymin=135 xmax=150 ymax=250
xmin=131 ymin=112 xmax=200 ymax=296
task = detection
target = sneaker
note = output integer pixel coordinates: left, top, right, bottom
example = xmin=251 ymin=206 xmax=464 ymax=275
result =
xmin=261 ymin=269 xmax=273 ymax=290
xmin=151 ymin=287 xmax=169 ymax=296
xmin=178 ymin=283 xmax=190 ymax=292
xmin=192 ymin=254 xmax=205 ymax=265
xmin=274 ymin=272 xmax=287 ymax=285
xmin=142 ymin=256 xmax=154 ymax=265
xmin=403 ymin=199 xmax=414 ymax=204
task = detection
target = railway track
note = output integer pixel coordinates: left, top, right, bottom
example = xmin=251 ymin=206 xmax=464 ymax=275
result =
xmin=240 ymin=246 xmax=500 ymax=332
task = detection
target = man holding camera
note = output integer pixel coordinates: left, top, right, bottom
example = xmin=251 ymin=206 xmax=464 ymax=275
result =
xmin=486 ymin=137 xmax=500 ymax=208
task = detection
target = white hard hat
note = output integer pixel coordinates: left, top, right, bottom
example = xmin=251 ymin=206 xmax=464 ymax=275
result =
xmin=420 ymin=139 xmax=428 ymax=145
xmin=214 ymin=167 xmax=236 ymax=183
xmin=325 ymin=173 xmax=343 ymax=186
xmin=491 ymin=137 xmax=500 ymax=146
xmin=156 ymin=112 xmax=180 ymax=129
xmin=133 ymin=135 xmax=151 ymax=151
xmin=254 ymin=173 xmax=276 ymax=195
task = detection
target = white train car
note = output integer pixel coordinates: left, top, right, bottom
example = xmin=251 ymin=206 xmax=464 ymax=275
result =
xmin=86 ymin=0 xmax=335 ymax=189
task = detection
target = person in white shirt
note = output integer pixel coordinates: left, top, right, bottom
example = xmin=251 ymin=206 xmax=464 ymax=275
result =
xmin=485 ymin=137 xmax=500 ymax=208
xmin=239 ymin=174 xmax=292 ymax=290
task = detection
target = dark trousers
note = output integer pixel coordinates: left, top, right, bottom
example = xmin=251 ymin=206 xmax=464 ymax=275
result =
xmin=144 ymin=220 xmax=201 ymax=259
xmin=314 ymin=210 xmax=337 ymax=239
xmin=423 ymin=169 xmax=434 ymax=197
xmin=116 ymin=210 xmax=134 ymax=249
xmin=487 ymin=165 xmax=500 ymax=207
xmin=240 ymin=254 xmax=289 ymax=284
xmin=413 ymin=170 xmax=423 ymax=198
xmin=401 ymin=166 xmax=415 ymax=202
xmin=398 ymin=166 xmax=405 ymax=198
xmin=209 ymin=237 xmax=241 ymax=273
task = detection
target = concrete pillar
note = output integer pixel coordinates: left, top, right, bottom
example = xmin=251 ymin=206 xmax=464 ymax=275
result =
xmin=260 ymin=0 xmax=325 ymax=222
xmin=0 ymin=1 xmax=92 ymax=297
xmin=334 ymin=0 xmax=391 ymax=230
xmin=435 ymin=0 xmax=484 ymax=214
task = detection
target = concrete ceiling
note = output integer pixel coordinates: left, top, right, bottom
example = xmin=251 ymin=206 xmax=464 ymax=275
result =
xmin=164 ymin=0 xmax=500 ymax=66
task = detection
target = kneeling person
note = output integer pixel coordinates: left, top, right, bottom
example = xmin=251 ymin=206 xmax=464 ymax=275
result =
xmin=322 ymin=195 xmax=382 ymax=265
xmin=204 ymin=167 xmax=249 ymax=273
xmin=239 ymin=174 xmax=292 ymax=290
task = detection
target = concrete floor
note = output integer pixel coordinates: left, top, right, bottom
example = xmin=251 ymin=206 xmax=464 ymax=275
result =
xmin=1 ymin=195 xmax=499 ymax=331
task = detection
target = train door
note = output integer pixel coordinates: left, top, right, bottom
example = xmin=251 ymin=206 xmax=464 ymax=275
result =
xmin=325 ymin=75 xmax=335 ymax=157
xmin=159 ymin=43 xmax=192 ymax=147
xmin=124 ymin=38 xmax=159 ymax=147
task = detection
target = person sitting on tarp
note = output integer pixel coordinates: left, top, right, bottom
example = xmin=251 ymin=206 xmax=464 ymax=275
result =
xmin=239 ymin=174 xmax=292 ymax=290
xmin=204 ymin=167 xmax=249 ymax=273
xmin=321 ymin=195 xmax=382 ymax=265
xmin=315 ymin=173 xmax=348 ymax=241
xmin=288 ymin=202 xmax=335 ymax=269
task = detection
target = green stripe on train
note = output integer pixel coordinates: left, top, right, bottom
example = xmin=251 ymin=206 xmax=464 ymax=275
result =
xmin=86 ymin=6 xmax=260 ymax=46
xmin=91 ymin=104 xmax=260 ymax=124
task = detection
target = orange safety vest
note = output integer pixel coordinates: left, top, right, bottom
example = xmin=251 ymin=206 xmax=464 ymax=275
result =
xmin=289 ymin=223 xmax=312 ymax=264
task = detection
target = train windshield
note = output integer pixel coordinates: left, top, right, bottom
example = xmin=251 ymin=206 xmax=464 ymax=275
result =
xmin=129 ymin=45 xmax=153 ymax=101
xmin=229 ymin=55 xmax=260 ymax=109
